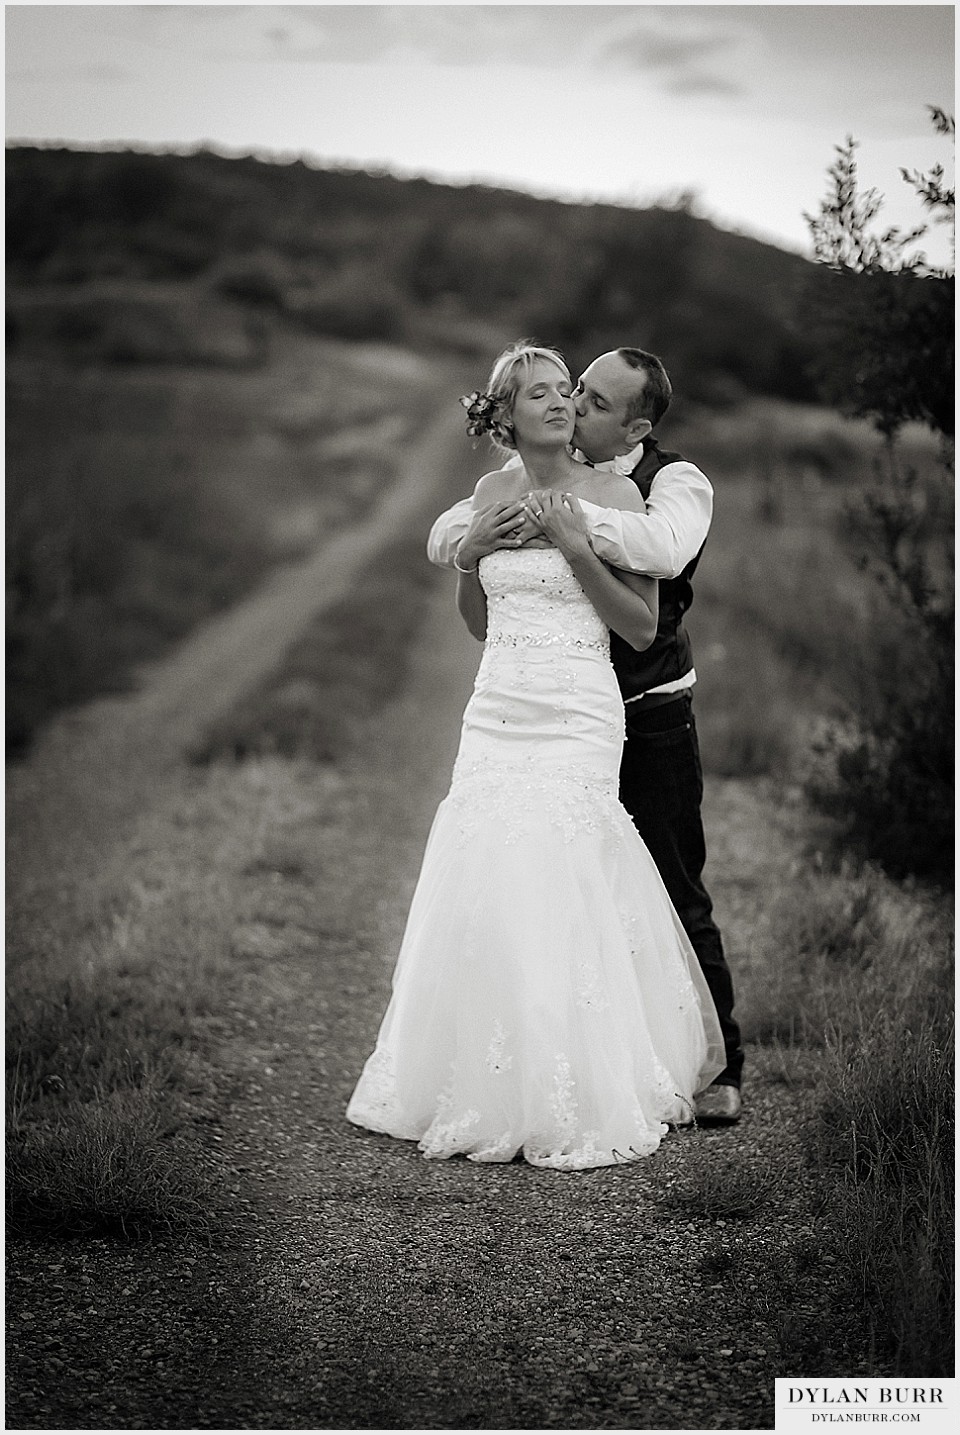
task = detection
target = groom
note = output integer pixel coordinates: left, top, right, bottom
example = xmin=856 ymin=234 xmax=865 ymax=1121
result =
xmin=427 ymin=346 xmax=743 ymax=1123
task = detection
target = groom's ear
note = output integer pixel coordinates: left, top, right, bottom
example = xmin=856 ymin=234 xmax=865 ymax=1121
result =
xmin=624 ymin=416 xmax=652 ymax=448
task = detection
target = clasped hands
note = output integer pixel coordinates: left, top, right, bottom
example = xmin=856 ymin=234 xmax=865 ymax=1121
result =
xmin=457 ymin=490 xmax=591 ymax=571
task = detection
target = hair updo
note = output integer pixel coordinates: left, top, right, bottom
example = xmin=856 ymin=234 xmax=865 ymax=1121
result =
xmin=460 ymin=340 xmax=571 ymax=452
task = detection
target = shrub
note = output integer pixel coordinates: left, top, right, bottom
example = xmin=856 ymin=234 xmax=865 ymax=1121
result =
xmin=804 ymin=458 xmax=954 ymax=888
xmin=214 ymin=253 xmax=289 ymax=308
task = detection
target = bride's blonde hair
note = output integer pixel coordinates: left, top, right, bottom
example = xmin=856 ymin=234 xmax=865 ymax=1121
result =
xmin=484 ymin=340 xmax=571 ymax=453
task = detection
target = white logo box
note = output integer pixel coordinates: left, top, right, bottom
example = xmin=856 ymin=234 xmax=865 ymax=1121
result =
xmin=775 ymin=1379 xmax=954 ymax=1434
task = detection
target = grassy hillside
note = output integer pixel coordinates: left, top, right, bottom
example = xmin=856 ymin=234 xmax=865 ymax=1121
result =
xmin=6 ymin=144 xmax=817 ymax=403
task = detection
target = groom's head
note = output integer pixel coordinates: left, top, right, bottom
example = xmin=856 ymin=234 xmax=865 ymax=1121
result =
xmin=572 ymin=348 xmax=672 ymax=465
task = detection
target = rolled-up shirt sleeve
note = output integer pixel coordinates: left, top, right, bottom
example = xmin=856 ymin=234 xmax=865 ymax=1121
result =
xmin=427 ymin=497 xmax=475 ymax=568
xmin=578 ymin=461 xmax=714 ymax=578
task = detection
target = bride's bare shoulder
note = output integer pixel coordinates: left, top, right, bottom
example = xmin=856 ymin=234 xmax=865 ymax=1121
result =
xmin=473 ymin=465 xmax=526 ymax=507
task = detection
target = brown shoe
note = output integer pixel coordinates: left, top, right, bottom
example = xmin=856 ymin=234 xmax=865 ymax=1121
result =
xmin=695 ymin=1084 xmax=742 ymax=1125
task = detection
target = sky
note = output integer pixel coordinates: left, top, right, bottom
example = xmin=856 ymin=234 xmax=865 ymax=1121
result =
xmin=5 ymin=2 xmax=956 ymax=263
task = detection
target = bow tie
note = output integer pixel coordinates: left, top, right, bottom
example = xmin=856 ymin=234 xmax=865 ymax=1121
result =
xmin=574 ymin=451 xmax=637 ymax=477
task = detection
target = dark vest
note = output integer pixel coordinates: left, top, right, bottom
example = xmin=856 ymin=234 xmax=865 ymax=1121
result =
xmin=609 ymin=437 xmax=705 ymax=701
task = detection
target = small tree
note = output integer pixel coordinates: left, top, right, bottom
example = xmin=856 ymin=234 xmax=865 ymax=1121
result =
xmin=803 ymin=109 xmax=954 ymax=888
xmin=803 ymin=112 xmax=954 ymax=438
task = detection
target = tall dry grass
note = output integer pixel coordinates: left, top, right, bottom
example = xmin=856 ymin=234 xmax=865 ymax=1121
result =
xmin=670 ymin=399 xmax=944 ymax=782
xmin=738 ymin=860 xmax=954 ymax=1375
xmin=654 ymin=401 xmax=953 ymax=1372
xmin=814 ymin=1015 xmax=954 ymax=1374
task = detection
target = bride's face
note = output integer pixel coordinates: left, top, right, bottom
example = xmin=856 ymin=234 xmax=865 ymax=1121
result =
xmin=509 ymin=359 xmax=575 ymax=447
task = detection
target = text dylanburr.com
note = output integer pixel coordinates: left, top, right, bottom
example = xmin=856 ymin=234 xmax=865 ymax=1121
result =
xmin=775 ymin=1380 xmax=954 ymax=1432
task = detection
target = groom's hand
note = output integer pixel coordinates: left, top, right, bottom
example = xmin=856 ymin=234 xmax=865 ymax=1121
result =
xmin=523 ymin=489 xmax=591 ymax=557
xmin=457 ymin=499 xmax=530 ymax=569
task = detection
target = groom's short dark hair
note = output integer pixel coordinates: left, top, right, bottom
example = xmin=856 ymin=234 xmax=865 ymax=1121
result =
xmin=617 ymin=348 xmax=672 ymax=428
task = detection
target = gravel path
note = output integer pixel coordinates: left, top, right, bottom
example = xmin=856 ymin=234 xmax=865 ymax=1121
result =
xmin=6 ymin=408 xmax=855 ymax=1429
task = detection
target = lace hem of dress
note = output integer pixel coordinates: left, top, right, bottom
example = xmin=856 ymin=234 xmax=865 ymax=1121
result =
xmin=348 ymin=1040 xmax=687 ymax=1171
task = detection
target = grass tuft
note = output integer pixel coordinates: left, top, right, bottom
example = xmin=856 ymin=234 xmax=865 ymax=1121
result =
xmin=661 ymin=1140 xmax=783 ymax=1219
xmin=7 ymin=1080 xmax=217 ymax=1238
xmin=6 ymin=973 xmax=218 ymax=1238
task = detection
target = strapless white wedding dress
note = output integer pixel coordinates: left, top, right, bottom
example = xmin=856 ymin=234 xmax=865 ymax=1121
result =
xmin=347 ymin=548 xmax=724 ymax=1170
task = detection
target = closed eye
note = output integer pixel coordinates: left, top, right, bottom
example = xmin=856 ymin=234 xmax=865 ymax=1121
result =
xmin=574 ymin=382 xmax=607 ymax=411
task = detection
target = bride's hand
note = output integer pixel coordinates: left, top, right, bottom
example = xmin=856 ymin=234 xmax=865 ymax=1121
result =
xmin=523 ymin=489 xmax=591 ymax=558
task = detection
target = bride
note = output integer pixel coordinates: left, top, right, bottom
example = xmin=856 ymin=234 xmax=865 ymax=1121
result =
xmin=346 ymin=341 xmax=724 ymax=1170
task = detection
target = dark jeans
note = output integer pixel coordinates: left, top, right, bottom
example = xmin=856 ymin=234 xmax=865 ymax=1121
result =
xmin=618 ymin=692 xmax=744 ymax=1087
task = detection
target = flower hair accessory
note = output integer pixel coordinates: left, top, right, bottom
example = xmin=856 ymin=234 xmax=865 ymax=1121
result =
xmin=459 ymin=390 xmax=498 ymax=438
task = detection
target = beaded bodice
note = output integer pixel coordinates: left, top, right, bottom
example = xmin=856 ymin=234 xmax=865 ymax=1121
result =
xmin=479 ymin=548 xmax=609 ymax=656
xmin=452 ymin=544 xmax=623 ymax=797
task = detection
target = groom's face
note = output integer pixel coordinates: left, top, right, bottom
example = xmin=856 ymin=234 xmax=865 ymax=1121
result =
xmin=572 ymin=353 xmax=647 ymax=464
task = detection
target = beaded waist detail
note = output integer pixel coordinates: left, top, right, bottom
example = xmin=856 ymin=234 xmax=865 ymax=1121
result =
xmin=484 ymin=630 xmax=609 ymax=655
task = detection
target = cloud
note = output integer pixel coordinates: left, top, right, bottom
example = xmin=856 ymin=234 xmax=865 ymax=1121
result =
xmin=666 ymin=73 xmax=744 ymax=99
xmin=595 ymin=28 xmax=734 ymax=73
xmin=55 ymin=4 xmax=748 ymax=92
xmin=125 ymin=6 xmax=738 ymax=75
xmin=586 ymin=12 xmax=746 ymax=102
